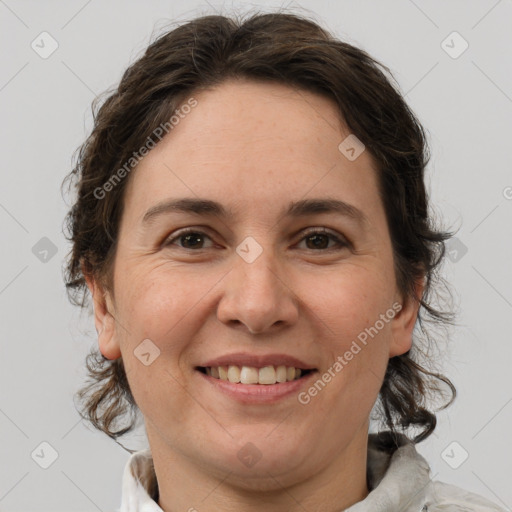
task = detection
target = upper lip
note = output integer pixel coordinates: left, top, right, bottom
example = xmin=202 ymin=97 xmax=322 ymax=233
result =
xmin=199 ymin=353 xmax=316 ymax=370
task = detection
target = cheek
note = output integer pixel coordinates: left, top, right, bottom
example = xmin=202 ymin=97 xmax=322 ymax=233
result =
xmin=309 ymin=263 xmax=395 ymax=343
xmin=307 ymin=264 xmax=395 ymax=406
xmin=116 ymin=262 xmax=216 ymax=345
xmin=114 ymin=265 xmax=226 ymax=407
xmin=115 ymin=272 xmax=199 ymax=428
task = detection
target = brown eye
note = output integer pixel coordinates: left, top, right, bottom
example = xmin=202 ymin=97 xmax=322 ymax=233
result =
xmin=298 ymin=229 xmax=348 ymax=251
xmin=164 ymin=229 xmax=213 ymax=250
xmin=179 ymin=232 xmax=206 ymax=249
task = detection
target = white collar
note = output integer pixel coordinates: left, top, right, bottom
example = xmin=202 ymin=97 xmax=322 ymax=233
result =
xmin=119 ymin=448 xmax=162 ymax=512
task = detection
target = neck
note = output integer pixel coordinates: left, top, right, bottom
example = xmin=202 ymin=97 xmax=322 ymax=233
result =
xmin=148 ymin=428 xmax=370 ymax=512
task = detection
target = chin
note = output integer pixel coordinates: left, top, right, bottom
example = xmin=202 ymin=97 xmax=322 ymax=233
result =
xmin=200 ymin=430 xmax=315 ymax=484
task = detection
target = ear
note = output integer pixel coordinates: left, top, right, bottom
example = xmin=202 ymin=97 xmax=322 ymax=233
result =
xmin=388 ymin=277 xmax=425 ymax=358
xmin=84 ymin=269 xmax=122 ymax=360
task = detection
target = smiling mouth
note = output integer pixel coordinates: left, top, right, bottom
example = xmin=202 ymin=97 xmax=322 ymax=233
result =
xmin=196 ymin=365 xmax=315 ymax=385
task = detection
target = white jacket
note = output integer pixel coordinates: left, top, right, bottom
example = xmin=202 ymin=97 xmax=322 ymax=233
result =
xmin=118 ymin=432 xmax=506 ymax=511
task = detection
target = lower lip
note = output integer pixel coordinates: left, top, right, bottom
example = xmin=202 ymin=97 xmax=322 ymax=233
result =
xmin=196 ymin=370 xmax=318 ymax=404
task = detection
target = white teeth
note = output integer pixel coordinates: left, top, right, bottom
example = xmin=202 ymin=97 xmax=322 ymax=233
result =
xmin=259 ymin=366 xmax=276 ymax=384
xmin=240 ymin=366 xmax=259 ymax=384
xmin=227 ymin=365 xmax=241 ymax=383
xmin=218 ymin=366 xmax=228 ymax=380
xmin=204 ymin=364 xmax=307 ymax=384
xmin=276 ymin=365 xmax=287 ymax=383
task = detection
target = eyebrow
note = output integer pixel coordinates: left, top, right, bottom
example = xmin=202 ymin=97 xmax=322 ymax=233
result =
xmin=141 ymin=197 xmax=368 ymax=226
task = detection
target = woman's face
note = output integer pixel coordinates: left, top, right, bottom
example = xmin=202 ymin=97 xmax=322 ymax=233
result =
xmin=89 ymin=79 xmax=419 ymax=486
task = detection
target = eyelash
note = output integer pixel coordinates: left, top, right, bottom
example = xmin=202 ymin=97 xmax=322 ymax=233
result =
xmin=163 ymin=227 xmax=350 ymax=252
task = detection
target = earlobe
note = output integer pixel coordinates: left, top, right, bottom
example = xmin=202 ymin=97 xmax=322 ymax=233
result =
xmin=389 ymin=279 xmax=425 ymax=358
xmin=84 ymin=274 xmax=122 ymax=360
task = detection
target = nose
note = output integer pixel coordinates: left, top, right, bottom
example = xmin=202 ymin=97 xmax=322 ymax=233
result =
xmin=216 ymin=246 xmax=299 ymax=335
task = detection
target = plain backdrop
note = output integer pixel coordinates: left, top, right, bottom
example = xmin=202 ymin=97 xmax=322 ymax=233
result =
xmin=1 ymin=0 xmax=511 ymax=510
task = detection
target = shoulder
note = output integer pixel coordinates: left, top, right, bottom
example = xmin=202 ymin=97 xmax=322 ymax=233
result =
xmin=423 ymin=480 xmax=506 ymax=511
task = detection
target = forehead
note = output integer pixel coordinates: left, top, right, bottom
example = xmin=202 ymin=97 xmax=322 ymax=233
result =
xmin=122 ymin=79 xmax=381 ymax=223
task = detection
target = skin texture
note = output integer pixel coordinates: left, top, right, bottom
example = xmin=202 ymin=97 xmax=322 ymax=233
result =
xmin=86 ymin=79 xmax=421 ymax=512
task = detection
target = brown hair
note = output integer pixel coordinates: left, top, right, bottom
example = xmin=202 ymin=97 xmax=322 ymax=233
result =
xmin=62 ymin=10 xmax=455 ymax=447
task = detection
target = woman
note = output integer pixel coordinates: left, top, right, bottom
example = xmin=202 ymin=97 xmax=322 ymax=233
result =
xmin=62 ymin=11 xmax=505 ymax=511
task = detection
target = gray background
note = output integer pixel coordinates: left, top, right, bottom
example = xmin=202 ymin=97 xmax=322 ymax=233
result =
xmin=1 ymin=0 xmax=511 ymax=510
